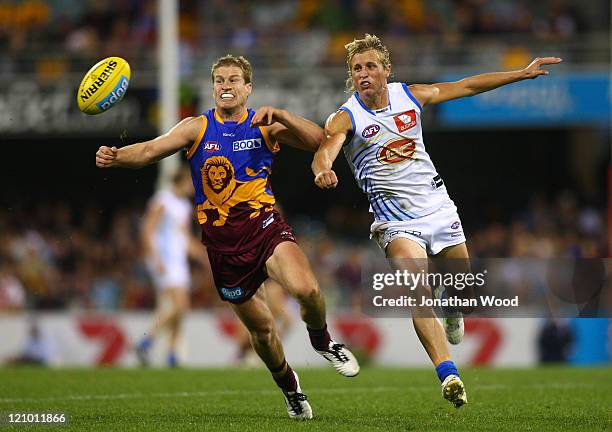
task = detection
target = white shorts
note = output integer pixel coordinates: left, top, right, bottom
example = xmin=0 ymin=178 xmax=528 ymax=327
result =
xmin=371 ymin=201 xmax=466 ymax=255
xmin=146 ymin=259 xmax=191 ymax=291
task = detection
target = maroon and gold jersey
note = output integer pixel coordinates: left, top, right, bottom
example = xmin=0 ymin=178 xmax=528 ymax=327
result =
xmin=187 ymin=108 xmax=280 ymax=254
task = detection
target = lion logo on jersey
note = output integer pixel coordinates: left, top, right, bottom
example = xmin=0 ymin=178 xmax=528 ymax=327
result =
xmin=202 ymin=156 xmax=232 ymax=192
xmin=198 ymin=156 xmax=274 ymax=226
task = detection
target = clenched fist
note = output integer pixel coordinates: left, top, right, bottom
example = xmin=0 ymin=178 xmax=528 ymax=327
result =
xmin=314 ymin=170 xmax=338 ymax=189
xmin=96 ymin=146 xmax=118 ymax=168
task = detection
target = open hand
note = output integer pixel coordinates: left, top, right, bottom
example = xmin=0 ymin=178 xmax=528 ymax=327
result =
xmin=523 ymin=57 xmax=563 ymax=79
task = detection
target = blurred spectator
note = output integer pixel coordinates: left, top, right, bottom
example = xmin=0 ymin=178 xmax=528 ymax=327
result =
xmin=0 ymin=0 xmax=605 ymax=82
xmin=537 ymin=319 xmax=573 ymax=363
xmin=0 ymin=1 xmax=607 ymax=311
xmin=335 ymin=246 xmax=364 ymax=311
xmin=91 ymin=270 xmax=122 ymax=310
xmin=0 ymin=258 xmax=25 ymax=311
xmin=0 ymin=189 xmax=606 ymax=311
xmin=5 ymin=321 xmax=55 ymax=366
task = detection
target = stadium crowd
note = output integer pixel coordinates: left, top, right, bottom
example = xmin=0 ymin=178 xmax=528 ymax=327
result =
xmin=0 ymin=192 xmax=606 ymax=312
xmin=0 ymin=0 xmax=603 ymax=80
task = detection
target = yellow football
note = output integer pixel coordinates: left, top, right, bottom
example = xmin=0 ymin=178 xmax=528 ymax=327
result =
xmin=77 ymin=57 xmax=131 ymax=115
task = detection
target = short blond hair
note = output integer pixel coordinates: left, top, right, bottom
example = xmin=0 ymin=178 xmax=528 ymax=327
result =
xmin=344 ymin=34 xmax=391 ymax=92
xmin=211 ymin=54 xmax=252 ymax=84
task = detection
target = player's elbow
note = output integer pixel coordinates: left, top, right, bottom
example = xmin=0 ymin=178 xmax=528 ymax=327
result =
xmin=314 ymin=129 xmax=326 ymax=148
xmin=462 ymin=85 xmax=479 ymax=97
xmin=303 ymin=129 xmax=326 ymax=152
xmin=140 ymin=142 xmax=159 ymax=167
xmin=455 ymin=79 xmax=479 ymax=97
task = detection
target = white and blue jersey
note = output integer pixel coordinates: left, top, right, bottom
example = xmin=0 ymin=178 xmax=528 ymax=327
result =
xmin=340 ymin=82 xmax=452 ymax=222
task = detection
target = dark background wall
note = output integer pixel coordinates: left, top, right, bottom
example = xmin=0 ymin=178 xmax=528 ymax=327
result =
xmin=2 ymin=127 xmax=607 ymax=234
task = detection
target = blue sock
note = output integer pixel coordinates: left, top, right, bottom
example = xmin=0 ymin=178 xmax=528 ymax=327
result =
xmin=138 ymin=336 xmax=152 ymax=351
xmin=167 ymin=351 xmax=178 ymax=367
xmin=436 ymin=360 xmax=459 ymax=383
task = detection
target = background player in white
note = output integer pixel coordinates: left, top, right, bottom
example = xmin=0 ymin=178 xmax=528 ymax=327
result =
xmin=312 ymin=34 xmax=561 ymax=408
xmin=136 ymin=165 xmax=210 ymax=367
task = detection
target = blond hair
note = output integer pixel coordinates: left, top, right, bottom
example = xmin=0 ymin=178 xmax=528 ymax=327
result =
xmin=211 ymin=54 xmax=252 ymax=84
xmin=344 ymin=34 xmax=391 ymax=92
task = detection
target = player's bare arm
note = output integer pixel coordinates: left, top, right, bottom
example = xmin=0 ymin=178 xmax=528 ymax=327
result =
xmin=95 ymin=116 xmax=202 ymax=168
xmin=250 ymin=106 xmax=325 ymax=152
xmin=410 ymin=57 xmax=563 ymax=107
xmin=312 ymin=110 xmax=352 ymax=189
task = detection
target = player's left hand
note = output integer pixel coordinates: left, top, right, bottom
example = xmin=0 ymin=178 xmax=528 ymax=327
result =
xmin=523 ymin=57 xmax=563 ymax=79
xmin=251 ymin=106 xmax=283 ymax=127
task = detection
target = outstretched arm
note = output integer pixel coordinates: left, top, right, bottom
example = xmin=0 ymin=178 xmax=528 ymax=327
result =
xmin=251 ymin=106 xmax=325 ymax=152
xmin=311 ymin=110 xmax=352 ymax=189
xmin=96 ymin=116 xmax=202 ymax=169
xmin=410 ymin=57 xmax=563 ymax=107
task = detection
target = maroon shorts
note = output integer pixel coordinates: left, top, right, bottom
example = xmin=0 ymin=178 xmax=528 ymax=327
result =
xmin=206 ymin=212 xmax=296 ymax=304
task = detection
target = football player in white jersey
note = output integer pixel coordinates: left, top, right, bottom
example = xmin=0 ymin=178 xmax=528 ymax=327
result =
xmin=136 ymin=165 xmax=210 ymax=367
xmin=312 ymin=34 xmax=561 ymax=408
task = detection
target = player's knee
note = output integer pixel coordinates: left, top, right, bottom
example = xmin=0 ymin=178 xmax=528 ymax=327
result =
xmin=293 ymin=280 xmax=320 ymax=305
xmin=176 ymin=301 xmax=189 ymax=315
xmin=250 ymin=325 xmax=277 ymax=348
xmin=169 ymin=304 xmax=187 ymax=320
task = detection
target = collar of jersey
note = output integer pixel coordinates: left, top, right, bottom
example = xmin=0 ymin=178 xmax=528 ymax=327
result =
xmin=354 ymin=90 xmax=391 ymax=115
xmin=214 ymin=109 xmax=249 ymax=125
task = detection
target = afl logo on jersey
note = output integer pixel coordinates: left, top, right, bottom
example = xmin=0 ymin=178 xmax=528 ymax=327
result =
xmin=204 ymin=141 xmax=220 ymax=152
xmin=377 ymin=138 xmax=416 ymax=164
xmin=393 ymin=110 xmax=416 ymax=133
xmin=362 ymin=124 xmax=380 ymax=139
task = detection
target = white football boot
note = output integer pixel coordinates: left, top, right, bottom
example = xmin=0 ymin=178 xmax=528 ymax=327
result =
xmin=441 ymin=374 xmax=468 ymax=408
xmin=281 ymin=371 xmax=313 ymax=420
xmin=315 ymin=341 xmax=360 ymax=377
xmin=434 ymin=286 xmax=464 ymax=345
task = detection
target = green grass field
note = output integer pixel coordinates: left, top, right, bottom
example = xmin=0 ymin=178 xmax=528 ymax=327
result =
xmin=0 ymin=367 xmax=610 ymax=431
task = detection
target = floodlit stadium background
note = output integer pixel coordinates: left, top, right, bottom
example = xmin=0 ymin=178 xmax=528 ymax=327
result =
xmin=0 ymin=0 xmax=609 ymax=367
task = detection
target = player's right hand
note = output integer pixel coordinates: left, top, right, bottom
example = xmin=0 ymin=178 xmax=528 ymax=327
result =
xmin=314 ymin=170 xmax=338 ymax=189
xmin=96 ymin=146 xmax=118 ymax=167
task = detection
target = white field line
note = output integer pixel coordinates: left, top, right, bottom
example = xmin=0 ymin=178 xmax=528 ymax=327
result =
xmin=0 ymin=382 xmax=596 ymax=404
xmin=0 ymin=386 xmax=395 ymax=404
